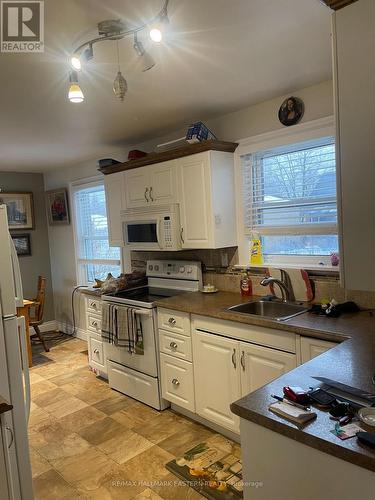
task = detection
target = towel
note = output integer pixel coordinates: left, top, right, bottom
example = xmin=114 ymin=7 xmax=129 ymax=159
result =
xmin=267 ymin=267 xmax=314 ymax=302
xmin=101 ymin=303 xmax=144 ymax=355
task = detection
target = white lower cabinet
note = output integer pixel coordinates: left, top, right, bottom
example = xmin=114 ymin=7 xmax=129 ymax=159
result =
xmin=85 ymin=296 xmax=107 ymax=378
xmin=240 ymin=342 xmax=297 ymax=396
xmin=193 ymin=330 xmax=241 ymax=433
xmin=160 ymin=353 xmax=195 ymax=412
xmin=300 ymin=337 xmax=337 ymax=363
xmin=159 ymin=311 xmax=299 ymax=435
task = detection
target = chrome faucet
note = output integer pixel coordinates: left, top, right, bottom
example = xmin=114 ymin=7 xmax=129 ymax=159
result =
xmin=260 ymin=277 xmax=293 ymax=303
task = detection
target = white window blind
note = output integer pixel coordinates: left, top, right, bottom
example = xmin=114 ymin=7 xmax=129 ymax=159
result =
xmin=73 ymin=182 xmax=121 ymax=284
xmin=242 ymin=137 xmax=338 ymax=257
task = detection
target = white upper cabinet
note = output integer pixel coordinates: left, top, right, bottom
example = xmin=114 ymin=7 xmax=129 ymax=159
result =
xmin=178 ymin=151 xmax=236 ymax=249
xmin=334 ymin=0 xmax=375 ymax=290
xmin=124 ymin=168 xmax=150 ymax=208
xmin=149 ymin=161 xmax=177 ymax=205
xmin=124 ymin=160 xmax=177 ymax=208
xmin=104 ymin=172 xmax=126 ymax=247
xmin=105 ymin=149 xmax=236 ymax=250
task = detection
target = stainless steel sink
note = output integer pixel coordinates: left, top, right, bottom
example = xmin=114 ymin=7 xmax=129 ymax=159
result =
xmin=227 ymin=300 xmax=309 ymax=321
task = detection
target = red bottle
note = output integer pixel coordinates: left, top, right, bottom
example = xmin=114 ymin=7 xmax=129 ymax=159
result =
xmin=240 ymin=273 xmax=252 ymax=297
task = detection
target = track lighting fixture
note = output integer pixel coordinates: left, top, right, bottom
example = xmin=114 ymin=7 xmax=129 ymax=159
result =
xmin=67 ymin=0 xmax=169 ymax=103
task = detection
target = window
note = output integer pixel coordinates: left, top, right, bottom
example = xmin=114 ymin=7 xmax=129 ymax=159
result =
xmin=72 ymin=181 xmax=121 ymax=284
xmin=242 ymin=136 xmax=338 ymax=264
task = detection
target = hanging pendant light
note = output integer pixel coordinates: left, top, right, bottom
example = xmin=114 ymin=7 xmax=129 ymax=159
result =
xmin=134 ymin=33 xmax=155 ymax=72
xmin=68 ymin=71 xmax=84 ymax=103
xmin=113 ymin=41 xmax=128 ymax=102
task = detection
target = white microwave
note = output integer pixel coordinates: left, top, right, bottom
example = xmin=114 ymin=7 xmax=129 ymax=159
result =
xmin=121 ymin=204 xmax=182 ymax=251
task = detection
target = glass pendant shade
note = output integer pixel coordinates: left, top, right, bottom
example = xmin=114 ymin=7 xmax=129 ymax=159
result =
xmin=113 ymin=71 xmax=128 ymax=101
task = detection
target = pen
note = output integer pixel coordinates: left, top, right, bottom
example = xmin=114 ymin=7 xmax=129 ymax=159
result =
xmin=271 ymin=394 xmax=311 ymax=412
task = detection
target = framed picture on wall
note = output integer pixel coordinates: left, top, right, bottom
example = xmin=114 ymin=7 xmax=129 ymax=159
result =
xmin=11 ymin=234 xmax=31 ymax=256
xmin=0 ymin=192 xmax=34 ymax=230
xmin=45 ymin=188 xmax=70 ymax=225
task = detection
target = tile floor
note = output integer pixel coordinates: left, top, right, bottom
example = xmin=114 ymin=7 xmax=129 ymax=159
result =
xmin=29 ymin=334 xmax=241 ymax=499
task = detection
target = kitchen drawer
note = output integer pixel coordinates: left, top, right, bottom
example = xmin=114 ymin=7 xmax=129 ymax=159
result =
xmin=159 ymin=329 xmax=192 ymax=361
xmin=87 ymin=297 xmax=102 ymax=315
xmin=108 ymin=361 xmax=161 ymax=410
xmin=87 ymin=314 xmax=102 ymax=335
xmin=160 ymin=353 xmax=195 ymax=412
xmin=89 ymin=336 xmax=105 ymax=370
xmin=158 ymin=308 xmax=190 ymax=336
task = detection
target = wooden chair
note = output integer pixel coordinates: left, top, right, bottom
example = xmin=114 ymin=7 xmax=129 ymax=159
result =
xmin=29 ymin=276 xmax=49 ymax=352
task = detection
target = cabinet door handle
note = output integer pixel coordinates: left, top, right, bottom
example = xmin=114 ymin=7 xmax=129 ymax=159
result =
xmin=169 ymin=341 xmax=178 ymax=350
xmin=6 ymin=426 xmax=14 ymax=449
xmin=232 ymin=349 xmax=237 ymax=369
xmin=168 ymin=317 xmax=176 ymax=326
xmin=90 ymin=302 xmax=97 ymax=309
xmin=180 ymin=227 xmax=184 ymax=244
xmin=240 ymin=351 xmax=245 ymax=371
xmin=92 ymin=321 xmax=98 ymax=327
xmin=149 ymin=186 xmax=154 ymax=202
xmin=144 ymin=188 xmax=149 ymax=202
xmin=172 ymin=378 xmax=180 ymax=387
xmin=93 ymin=348 xmax=100 ymax=355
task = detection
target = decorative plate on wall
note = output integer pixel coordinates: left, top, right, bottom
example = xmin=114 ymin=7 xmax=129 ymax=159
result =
xmin=278 ymin=96 xmax=304 ymax=127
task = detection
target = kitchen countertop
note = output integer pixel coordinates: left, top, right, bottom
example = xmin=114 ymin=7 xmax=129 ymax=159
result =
xmin=0 ymin=395 xmax=12 ymax=415
xmin=80 ymin=287 xmax=102 ymax=297
xmin=156 ymin=290 xmax=375 ymax=472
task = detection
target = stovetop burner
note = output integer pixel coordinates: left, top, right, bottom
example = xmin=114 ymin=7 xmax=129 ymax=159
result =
xmin=107 ymin=286 xmax=186 ymax=304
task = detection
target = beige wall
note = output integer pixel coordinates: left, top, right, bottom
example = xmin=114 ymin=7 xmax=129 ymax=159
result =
xmin=44 ymin=80 xmax=334 ymax=331
xmin=0 ymin=172 xmax=54 ymax=320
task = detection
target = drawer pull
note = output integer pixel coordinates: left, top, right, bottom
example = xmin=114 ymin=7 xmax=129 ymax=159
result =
xmin=90 ymin=302 xmax=97 ymax=308
xmin=92 ymin=321 xmax=98 ymax=327
xmin=169 ymin=341 xmax=178 ymax=350
xmin=93 ymin=348 xmax=100 ymax=355
xmin=168 ymin=317 xmax=176 ymax=326
xmin=172 ymin=378 xmax=180 ymax=387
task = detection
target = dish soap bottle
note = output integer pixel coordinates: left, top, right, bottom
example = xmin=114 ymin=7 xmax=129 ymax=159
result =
xmin=240 ymin=272 xmax=252 ymax=297
xmin=250 ymin=232 xmax=263 ymax=265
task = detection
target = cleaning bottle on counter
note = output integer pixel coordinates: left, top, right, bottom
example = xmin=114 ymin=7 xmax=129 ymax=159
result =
xmin=250 ymin=232 xmax=263 ymax=265
xmin=240 ymin=272 xmax=253 ymax=297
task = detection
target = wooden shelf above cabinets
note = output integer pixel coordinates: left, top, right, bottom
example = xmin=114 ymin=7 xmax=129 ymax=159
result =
xmin=99 ymin=140 xmax=238 ymax=175
xmin=321 ymin=0 xmax=359 ymax=10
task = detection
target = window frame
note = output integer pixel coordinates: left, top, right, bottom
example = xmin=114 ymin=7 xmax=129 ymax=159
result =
xmin=70 ymin=176 xmax=122 ymax=285
xmin=234 ymin=116 xmax=337 ymax=269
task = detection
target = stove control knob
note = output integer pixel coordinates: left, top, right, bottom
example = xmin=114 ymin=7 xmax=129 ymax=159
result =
xmin=148 ymin=265 xmax=153 ymax=271
xmin=179 ymin=266 xmax=185 ymax=273
xmin=187 ymin=266 xmax=193 ymax=274
xmin=155 ymin=265 xmax=159 ymax=271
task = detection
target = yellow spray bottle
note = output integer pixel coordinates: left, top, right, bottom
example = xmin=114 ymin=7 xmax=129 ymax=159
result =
xmin=250 ymin=232 xmax=263 ymax=265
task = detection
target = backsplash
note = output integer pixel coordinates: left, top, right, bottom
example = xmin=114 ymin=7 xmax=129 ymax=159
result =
xmin=130 ymin=249 xmax=375 ymax=309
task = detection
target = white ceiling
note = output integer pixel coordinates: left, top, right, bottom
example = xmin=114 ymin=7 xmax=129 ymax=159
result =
xmin=0 ymin=0 xmax=332 ymax=172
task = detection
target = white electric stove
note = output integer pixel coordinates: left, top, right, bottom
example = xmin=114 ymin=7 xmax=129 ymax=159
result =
xmin=102 ymin=260 xmax=202 ymax=410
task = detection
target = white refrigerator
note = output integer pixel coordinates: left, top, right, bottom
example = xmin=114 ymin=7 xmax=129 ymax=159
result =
xmin=0 ymin=204 xmax=33 ymax=499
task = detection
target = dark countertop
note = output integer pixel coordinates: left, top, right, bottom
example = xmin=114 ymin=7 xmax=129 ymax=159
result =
xmin=0 ymin=395 xmax=12 ymax=415
xmin=80 ymin=287 xmax=102 ymax=297
xmin=156 ymin=291 xmax=375 ymax=472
